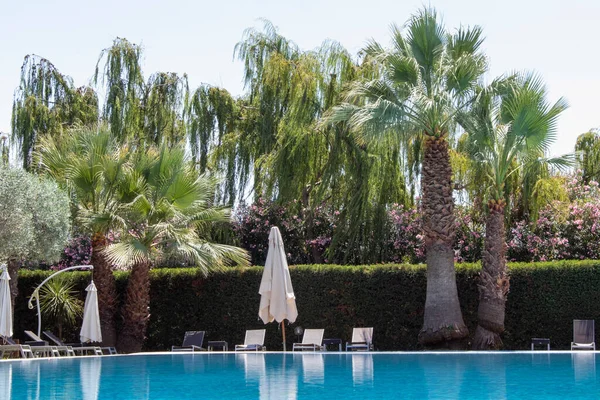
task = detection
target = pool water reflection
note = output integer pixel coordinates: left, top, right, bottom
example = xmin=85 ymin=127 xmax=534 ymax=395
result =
xmin=0 ymin=352 xmax=599 ymax=399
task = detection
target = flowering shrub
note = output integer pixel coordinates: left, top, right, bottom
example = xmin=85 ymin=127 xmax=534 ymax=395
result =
xmin=386 ymin=204 xmax=484 ymax=264
xmin=234 ymin=174 xmax=600 ymax=266
xmin=51 ymin=235 xmax=92 ymax=270
xmin=48 ymin=231 xmax=119 ymax=271
xmin=234 ymin=199 xmax=488 ymax=265
xmin=507 ymin=173 xmax=600 ymax=262
xmin=387 ymin=204 xmax=424 ymax=263
xmin=233 ymin=198 xmax=335 ymax=265
xmin=453 ymin=206 xmax=485 ymax=263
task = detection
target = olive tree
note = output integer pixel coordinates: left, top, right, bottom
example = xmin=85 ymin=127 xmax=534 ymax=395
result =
xmin=0 ymin=167 xmax=71 ymax=305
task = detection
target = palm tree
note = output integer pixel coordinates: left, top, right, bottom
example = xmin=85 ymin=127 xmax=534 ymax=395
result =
xmin=457 ymin=74 xmax=569 ymax=349
xmin=38 ymin=125 xmax=130 ymax=347
xmin=104 ymin=144 xmax=249 ymax=353
xmin=326 ymin=8 xmax=487 ymax=346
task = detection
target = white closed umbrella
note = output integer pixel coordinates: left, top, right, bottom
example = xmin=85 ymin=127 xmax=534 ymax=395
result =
xmin=80 ymin=281 xmax=102 ymax=343
xmin=259 ymin=227 xmax=298 ymax=351
xmin=0 ymin=266 xmax=13 ymax=338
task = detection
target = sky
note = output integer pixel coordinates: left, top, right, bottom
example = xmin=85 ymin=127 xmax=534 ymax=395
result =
xmin=1 ymin=0 xmax=599 ymax=156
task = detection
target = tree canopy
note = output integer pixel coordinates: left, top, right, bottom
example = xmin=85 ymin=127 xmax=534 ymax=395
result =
xmin=0 ymin=166 xmax=71 ymax=264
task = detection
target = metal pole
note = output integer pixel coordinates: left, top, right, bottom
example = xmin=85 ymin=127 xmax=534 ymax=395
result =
xmin=27 ymin=265 xmax=93 ymax=337
xmin=281 ymin=321 xmax=286 ymax=352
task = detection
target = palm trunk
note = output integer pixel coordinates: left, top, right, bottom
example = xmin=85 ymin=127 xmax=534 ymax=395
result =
xmin=92 ymin=233 xmax=118 ymax=347
xmin=472 ymin=200 xmax=509 ymax=350
xmin=418 ymin=136 xmax=468 ymax=346
xmin=118 ymin=261 xmax=151 ymax=353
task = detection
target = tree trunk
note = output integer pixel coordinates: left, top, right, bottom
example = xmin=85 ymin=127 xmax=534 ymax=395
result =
xmin=472 ymin=200 xmax=509 ymax=350
xmin=302 ymin=184 xmax=323 ymax=264
xmin=418 ymin=136 xmax=468 ymax=346
xmin=92 ymin=233 xmax=118 ymax=347
xmin=118 ymin=261 xmax=151 ymax=353
xmin=7 ymin=258 xmax=20 ymax=311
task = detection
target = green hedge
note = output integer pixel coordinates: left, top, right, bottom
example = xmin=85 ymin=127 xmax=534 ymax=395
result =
xmin=14 ymin=260 xmax=600 ymax=350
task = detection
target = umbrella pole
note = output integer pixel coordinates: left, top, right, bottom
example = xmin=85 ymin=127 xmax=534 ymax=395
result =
xmin=281 ymin=321 xmax=286 ymax=352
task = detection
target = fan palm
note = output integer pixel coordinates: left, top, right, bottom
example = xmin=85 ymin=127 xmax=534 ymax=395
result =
xmin=38 ymin=125 xmax=130 ymax=347
xmin=456 ymin=74 xmax=569 ymax=349
xmin=104 ymin=144 xmax=249 ymax=353
xmin=326 ymin=7 xmax=486 ymax=345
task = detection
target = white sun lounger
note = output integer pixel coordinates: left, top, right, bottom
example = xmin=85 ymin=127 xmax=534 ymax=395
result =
xmin=235 ymin=329 xmax=266 ymax=351
xmin=346 ymin=327 xmax=374 ymax=351
xmin=293 ymin=329 xmax=325 ymax=351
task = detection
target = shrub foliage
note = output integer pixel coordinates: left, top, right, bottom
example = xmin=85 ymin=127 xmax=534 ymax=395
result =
xmin=14 ymin=260 xmax=600 ymax=350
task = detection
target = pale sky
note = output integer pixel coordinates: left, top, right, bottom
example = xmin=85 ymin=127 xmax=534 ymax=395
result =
xmin=1 ymin=0 xmax=599 ymax=156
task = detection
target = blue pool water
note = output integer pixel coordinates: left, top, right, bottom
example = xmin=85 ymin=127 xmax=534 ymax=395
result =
xmin=1 ymin=352 xmax=599 ymax=399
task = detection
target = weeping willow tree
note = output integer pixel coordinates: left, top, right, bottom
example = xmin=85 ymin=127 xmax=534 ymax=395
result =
xmin=576 ymin=130 xmax=600 ymax=183
xmin=208 ymin=20 xmax=411 ymax=263
xmin=11 ymin=55 xmax=98 ymax=170
xmin=94 ymin=39 xmax=189 ymax=149
xmin=0 ymin=133 xmax=8 ymax=166
xmin=94 ymin=38 xmax=145 ymax=142
xmin=142 ymin=72 xmax=189 ymax=147
xmin=188 ymin=86 xmax=236 ymax=166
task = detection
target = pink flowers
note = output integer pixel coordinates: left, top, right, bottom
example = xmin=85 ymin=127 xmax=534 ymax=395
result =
xmin=52 ymin=235 xmax=92 ymax=270
xmin=507 ymin=174 xmax=600 ymax=262
xmin=228 ymin=173 xmax=600 ymax=266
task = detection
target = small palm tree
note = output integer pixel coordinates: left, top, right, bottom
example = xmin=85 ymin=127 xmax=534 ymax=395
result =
xmin=39 ymin=277 xmax=83 ymax=340
xmin=457 ymin=74 xmax=569 ymax=349
xmin=38 ymin=125 xmax=130 ymax=347
xmin=104 ymin=144 xmax=249 ymax=353
xmin=326 ymin=7 xmax=487 ymax=346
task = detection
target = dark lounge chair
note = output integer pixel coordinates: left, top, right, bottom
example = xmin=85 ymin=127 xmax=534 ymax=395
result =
xmin=171 ymin=331 xmax=207 ymax=351
xmin=23 ymin=331 xmax=63 ymax=357
xmin=42 ymin=330 xmax=104 ymax=355
xmin=571 ymin=320 xmax=596 ymax=350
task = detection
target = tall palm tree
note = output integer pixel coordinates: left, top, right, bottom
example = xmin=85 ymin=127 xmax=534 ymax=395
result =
xmin=104 ymin=144 xmax=249 ymax=353
xmin=457 ymin=74 xmax=569 ymax=349
xmin=326 ymin=8 xmax=487 ymax=346
xmin=39 ymin=125 xmax=130 ymax=347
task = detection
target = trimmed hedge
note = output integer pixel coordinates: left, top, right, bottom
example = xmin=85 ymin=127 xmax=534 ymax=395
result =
xmin=14 ymin=260 xmax=600 ymax=350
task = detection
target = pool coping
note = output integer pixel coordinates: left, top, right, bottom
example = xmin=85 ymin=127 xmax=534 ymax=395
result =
xmin=2 ymin=349 xmax=599 ymax=362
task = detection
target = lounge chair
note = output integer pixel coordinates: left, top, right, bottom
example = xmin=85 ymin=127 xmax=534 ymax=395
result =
xmin=292 ymin=329 xmax=325 ymax=351
xmin=346 ymin=327 xmax=374 ymax=351
xmin=571 ymin=320 xmax=596 ymax=350
xmin=41 ymin=331 xmax=103 ymax=356
xmin=23 ymin=331 xmax=63 ymax=357
xmin=171 ymin=331 xmax=207 ymax=351
xmin=0 ymin=337 xmax=34 ymax=359
xmin=235 ymin=329 xmax=266 ymax=351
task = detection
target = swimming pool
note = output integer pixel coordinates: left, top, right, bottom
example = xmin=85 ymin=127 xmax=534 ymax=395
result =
xmin=1 ymin=352 xmax=598 ymax=399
